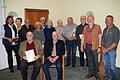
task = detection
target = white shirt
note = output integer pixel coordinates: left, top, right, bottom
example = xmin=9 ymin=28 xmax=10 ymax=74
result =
xmin=8 ymin=24 xmax=15 ymax=45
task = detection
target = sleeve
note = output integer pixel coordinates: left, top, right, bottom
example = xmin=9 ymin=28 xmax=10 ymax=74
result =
xmin=113 ymin=28 xmax=120 ymax=44
xmin=98 ymin=25 xmax=102 ymax=35
xmin=19 ymin=42 xmax=25 ymax=58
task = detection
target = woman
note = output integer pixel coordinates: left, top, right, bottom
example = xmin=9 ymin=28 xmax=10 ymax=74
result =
xmin=2 ymin=16 xmax=20 ymax=72
xmin=33 ymin=21 xmax=45 ymax=44
xmin=55 ymin=19 xmax=65 ymax=42
xmin=43 ymin=19 xmax=56 ymax=43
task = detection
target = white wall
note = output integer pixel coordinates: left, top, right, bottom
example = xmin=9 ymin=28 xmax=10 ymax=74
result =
xmin=0 ymin=0 xmax=119 ymax=69
xmin=0 ymin=0 xmax=8 ymax=70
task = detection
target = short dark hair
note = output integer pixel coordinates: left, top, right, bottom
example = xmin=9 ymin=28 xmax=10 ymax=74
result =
xmin=15 ymin=17 xmax=22 ymax=23
xmin=5 ymin=16 xmax=14 ymax=24
xmin=106 ymin=15 xmax=114 ymax=21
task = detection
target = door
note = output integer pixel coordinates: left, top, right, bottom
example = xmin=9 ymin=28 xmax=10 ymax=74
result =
xmin=25 ymin=8 xmax=49 ymax=26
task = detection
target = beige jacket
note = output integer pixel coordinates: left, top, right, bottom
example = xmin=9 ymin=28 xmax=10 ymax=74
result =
xmin=19 ymin=39 xmax=43 ymax=59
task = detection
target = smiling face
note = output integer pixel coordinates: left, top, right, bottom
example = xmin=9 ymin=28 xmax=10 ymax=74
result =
xmin=67 ymin=17 xmax=73 ymax=25
xmin=80 ymin=16 xmax=86 ymax=25
xmin=26 ymin=31 xmax=33 ymax=41
xmin=105 ymin=16 xmax=114 ymax=27
xmin=52 ymin=31 xmax=58 ymax=41
xmin=87 ymin=16 xmax=94 ymax=26
xmin=46 ymin=19 xmax=53 ymax=28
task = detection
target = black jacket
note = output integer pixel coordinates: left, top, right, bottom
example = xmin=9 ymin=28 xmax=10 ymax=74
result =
xmin=2 ymin=24 xmax=17 ymax=46
xmin=44 ymin=40 xmax=65 ymax=60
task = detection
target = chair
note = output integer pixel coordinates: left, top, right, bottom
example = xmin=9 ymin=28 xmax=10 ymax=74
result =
xmin=40 ymin=55 xmax=64 ymax=80
xmin=98 ymin=48 xmax=105 ymax=79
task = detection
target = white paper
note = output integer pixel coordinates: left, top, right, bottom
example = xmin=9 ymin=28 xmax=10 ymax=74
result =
xmin=25 ymin=49 xmax=35 ymax=62
xmin=79 ymin=34 xmax=83 ymax=39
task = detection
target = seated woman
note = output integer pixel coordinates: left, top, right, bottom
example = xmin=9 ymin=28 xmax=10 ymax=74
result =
xmin=42 ymin=31 xmax=65 ymax=80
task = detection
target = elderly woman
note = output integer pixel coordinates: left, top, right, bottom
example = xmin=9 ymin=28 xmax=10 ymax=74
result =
xmin=55 ymin=19 xmax=65 ymax=42
xmin=33 ymin=21 xmax=45 ymax=44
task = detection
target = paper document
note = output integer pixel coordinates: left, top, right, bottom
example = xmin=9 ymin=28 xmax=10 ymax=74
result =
xmin=25 ymin=49 xmax=35 ymax=62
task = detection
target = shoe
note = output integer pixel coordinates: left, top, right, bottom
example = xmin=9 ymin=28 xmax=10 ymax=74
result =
xmin=95 ymin=75 xmax=101 ymax=80
xmin=85 ymin=73 xmax=94 ymax=79
xmin=78 ymin=66 xmax=84 ymax=71
xmin=10 ymin=69 xmax=14 ymax=73
xmin=65 ymin=64 xmax=70 ymax=67
xmin=72 ymin=65 xmax=75 ymax=67
xmin=17 ymin=67 xmax=20 ymax=70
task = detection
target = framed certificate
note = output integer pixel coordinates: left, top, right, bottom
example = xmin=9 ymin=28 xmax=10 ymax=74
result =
xmin=25 ymin=49 xmax=35 ymax=62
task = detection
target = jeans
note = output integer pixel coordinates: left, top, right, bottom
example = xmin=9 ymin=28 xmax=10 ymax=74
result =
xmin=85 ymin=44 xmax=99 ymax=75
xmin=103 ymin=49 xmax=116 ymax=80
xmin=42 ymin=59 xmax=62 ymax=80
xmin=76 ymin=40 xmax=88 ymax=67
xmin=66 ymin=40 xmax=77 ymax=66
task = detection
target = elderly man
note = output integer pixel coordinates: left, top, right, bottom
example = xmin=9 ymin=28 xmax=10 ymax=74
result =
xmin=20 ymin=18 xmax=35 ymax=42
xmin=40 ymin=17 xmax=46 ymax=29
xmin=19 ymin=31 xmax=42 ymax=80
xmin=43 ymin=31 xmax=65 ymax=80
xmin=81 ymin=15 xmax=102 ymax=79
xmin=76 ymin=15 xmax=88 ymax=70
xmin=62 ymin=17 xmax=77 ymax=67
xmin=102 ymin=15 xmax=120 ymax=80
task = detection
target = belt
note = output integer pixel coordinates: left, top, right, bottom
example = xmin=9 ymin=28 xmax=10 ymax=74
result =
xmin=86 ymin=43 xmax=92 ymax=46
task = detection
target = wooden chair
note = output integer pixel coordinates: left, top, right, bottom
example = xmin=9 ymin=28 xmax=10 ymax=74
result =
xmin=40 ymin=55 xmax=64 ymax=80
xmin=98 ymin=48 xmax=105 ymax=79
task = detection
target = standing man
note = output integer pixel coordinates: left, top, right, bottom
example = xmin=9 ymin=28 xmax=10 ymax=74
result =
xmin=40 ymin=17 xmax=46 ymax=30
xmin=81 ymin=15 xmax=102 ymax=79
xmin=20 ymin=18 xmax=35 ymax=42
xmin=102 ymin=15 xmax=120 ymax=80
xmin=62 ymin=17 xmax=77 ymax=67
xmin=76 ymin=15 xmax=88 ymax=70
xmin=43 ymin=31 xmax=65 ymax=80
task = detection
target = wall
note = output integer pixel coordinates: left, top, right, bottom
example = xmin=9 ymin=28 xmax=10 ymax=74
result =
xmin=1 ymin=0 xmax=120 ymax=69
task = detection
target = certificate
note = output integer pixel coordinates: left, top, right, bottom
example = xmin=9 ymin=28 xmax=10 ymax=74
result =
xmin=25 ymin=49 xmax=35 ymax=62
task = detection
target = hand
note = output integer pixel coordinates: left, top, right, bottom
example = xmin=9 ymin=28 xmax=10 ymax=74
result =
xmin=34 ymin=55 xmax=40 ymax=61
xmin=102 ymin=48 xmax=108 ymax=54
xmin=8 ymin=38 xmax=12 ymax=42
xmin=97 ymin=47 xmax=101 ymax=53
xmin=52 ymin=56 xmax=58 ymax=63
xmin=81 ymin=47 xmax=84 ymax=52
xmin=12 ymin=37 xmax=19 ymax=42
xmin=22 ymin=56 xmax=27 ymax=60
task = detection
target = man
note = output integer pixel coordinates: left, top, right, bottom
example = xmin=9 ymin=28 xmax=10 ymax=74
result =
xmin=43 ymin=31 xmax=65 ymax=80
xmin=40 ymin=17 xmax=46 ymax=30
xmin=76 ymin=15 xmax=88 ymax=70
xmin=20 ymin=18 xmax=35 ymax=42
xmin=19 ymin=31 xmax=42 ymax=80
xmin=81 ymin=15 xmax=102 ymax=79
xmin=62 ymin=17 xmax=77 ymax=67
xmin=102 ymin=15 xmax=120 ymax=80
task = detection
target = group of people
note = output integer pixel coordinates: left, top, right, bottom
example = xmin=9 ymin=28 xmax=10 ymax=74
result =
xmin=0 ymin=15 xmax=120 ymax=80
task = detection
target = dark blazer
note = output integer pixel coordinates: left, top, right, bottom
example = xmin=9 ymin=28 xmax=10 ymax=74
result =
xmin=2 ymin=24 xmax=17 ymax=46
xmin=44 ymin=40 xmax=65 ymax=60
xmin=19 ymin=24 xmax=35 ymax=42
